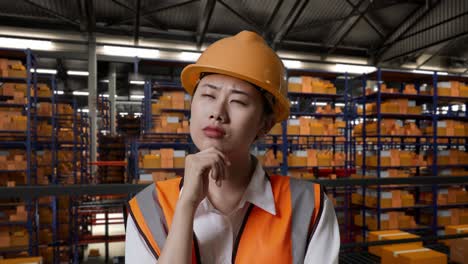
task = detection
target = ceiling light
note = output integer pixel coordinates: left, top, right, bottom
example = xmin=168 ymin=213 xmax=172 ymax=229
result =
xmin=100 ymin=79 xmax=110 ymax=83
xmin=73 ymin=91 xmax=89 ymax=96
xmin=282 ymin=59 xmax=303 ymax=69
xmin=30 ymin=68 xmax=57 ymax=74
xmin=78 ymin=109 xmax=89 ymax=113
xmin=312 ymin=102 xmax=327 ymax=106
xmin=101 ymin=45 xmax=160 ymax=59
xmin=179 ymin=52 xmax=201 ymax=62
xmin=0 ymin=37 xmax=54 ymax=51
xmin=129 ymin=80 xmax=145 ymax=85
xmin=335 ymin=64 xmax=376 ymax=74
xmin=412 ymin=70 xmax=433 ymax=75
xmin=437 ymin=72 xmax=448 ymax=76
xmin=67 ymin=70 xmax=89 ymax=76
xmin=335 ymin=103 xmax=345 ymax=107
xmin=54 ymin=90 xmax=64 ymax=95
xmin=130 ymin=95 xmax=144 ymax=100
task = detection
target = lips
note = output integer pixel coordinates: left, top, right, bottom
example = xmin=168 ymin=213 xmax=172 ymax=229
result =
xmin=203 ymin=126 xmax=226 ymax=139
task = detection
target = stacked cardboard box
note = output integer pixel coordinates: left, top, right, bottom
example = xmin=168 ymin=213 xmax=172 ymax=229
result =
xmin=258 ymin=149 xmax=283 ymax=167
xmin=356 ymin=150 xmax=426 ymax=167
xmin=287 ymin=117 xmax=343 ymax=137
xmin=151 ymin=114 xmax=190 ymax=134
xmin=421 ymin=188 xmax=468 ymax=206
xmin=288 ymin=76 xmax=337 ymax=94
xmin=0 ymin=111 xmax=27 ymax=131
xmin=151 ymin=91 xmax=190 ymax=113
xmin=286 ymin=149 xmax=345 ymax=167
xmin=354 ymin=211 xmax=417 ymax=230
xmin=425 ymin=120 xmax=467 ymax=137
xmin=8 ymin=206 xmax=27 ymax=222
xmin=360 ymin=99 xmax=422 ymax=115
xmin=141 ymin=149 xmax=186 ymax=169
xmin=353 ymin=119 xmax=422 ymax=136
xmin=432 ymin=81 xmax=468 ymax=97
xmin=0 ymin=59 xmax=27 ymax=78
xmin=420 ymin=209 xmax=468 ymax=226
xmin=0 ymin=154 xmax=26 ymax=171
xmin=352 ymin=189 xmax=415 ymax=208
xmin=428 ymin=149 xmax=468 ymax=166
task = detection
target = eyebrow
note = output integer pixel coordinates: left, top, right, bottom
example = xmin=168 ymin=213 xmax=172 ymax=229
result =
xmin=202 ymin=83 xmax=250 ymax=96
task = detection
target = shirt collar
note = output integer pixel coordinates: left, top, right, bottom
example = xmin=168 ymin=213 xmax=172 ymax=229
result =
xmin=239 ymin=156 xmax=276 ymax=216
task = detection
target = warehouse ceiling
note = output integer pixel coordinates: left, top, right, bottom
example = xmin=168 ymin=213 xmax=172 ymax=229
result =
xmin=0 ymin=0 xmax=468 ymax=110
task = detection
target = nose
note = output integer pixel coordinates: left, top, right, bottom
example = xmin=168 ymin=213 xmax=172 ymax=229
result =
xmin=209 ymin=100 xmax=229 ymax=123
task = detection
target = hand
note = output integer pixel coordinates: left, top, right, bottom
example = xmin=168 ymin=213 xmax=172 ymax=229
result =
xmin=180 ymin=147 xmax=231 ymax=207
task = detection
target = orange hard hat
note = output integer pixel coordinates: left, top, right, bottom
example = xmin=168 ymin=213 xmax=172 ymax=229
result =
xmin=181 ymin=30 xmax=290 ymax=123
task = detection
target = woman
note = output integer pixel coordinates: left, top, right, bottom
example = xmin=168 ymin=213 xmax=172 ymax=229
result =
xmin=125 ymin=31 xmax=340 ymax=264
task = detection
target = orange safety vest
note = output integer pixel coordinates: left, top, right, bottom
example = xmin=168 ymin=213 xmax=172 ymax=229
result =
xmin=127 ymin=174 xmax=324 ymax=264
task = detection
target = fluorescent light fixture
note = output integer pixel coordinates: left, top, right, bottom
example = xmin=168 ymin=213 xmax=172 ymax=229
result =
xmin=54 ymin=90 xmax=64 ymax=95
xmin=311 ymin=102 xmax=327 ymax=106
xmin=134 ymin=112 xmax=143 ymax=117
xmin=67 ymin=70 xmax=89 ymax=76
xmin=100 ymin=79 xmax=110 ymax=83
xmin=335 ymin=64 xmax=376 ymax=74
xmin=179 ymin=52 xmax=201 ymax=61
xmin=129 ymin=80 xmax=145 ymax=85
xmin=412 ymin=70 xmax=433 ymax=75
xmin=282 ymin=59 xmax=303 ymax=69
xmin=335 ymin=103 xmax=345 ymax=107
xmin=101 ymin=45 xmax=160 ymax=59
xmin=130 ymin=95 xmax=145 ymax=100
xmin=119 ymin=112 xmax=128 ymax=116
xmin=78 ymin=109 xmax=89 ymax=113
xmin=73 ymin=91 xmax=89 ymax=96
xmin=438 ymin=72 xmax=448 ymax=75
xmin=0 ymin=37 xmax=54 ymax=51
xmin=30 ymin=68 xmax=57 ymax=74
xmin=100 ymin=94 xmax=110 ymax=98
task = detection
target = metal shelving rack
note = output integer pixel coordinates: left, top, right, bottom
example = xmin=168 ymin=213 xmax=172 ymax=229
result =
xmin=351 ymin=68 xmax=468 ymax=243
xmin=0 ymin=48 xmax=39 ymax=259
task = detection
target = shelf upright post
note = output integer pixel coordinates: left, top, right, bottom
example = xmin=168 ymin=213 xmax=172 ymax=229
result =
xmin=144 ymin=81 xmax=152 ymax=133
xmin=360 ymin=72 xmax=367 ymax=240
xmin=376 ymin=68 xmax=382 ymax=230
xmin=281 ymin=119 xmax=288 ymax=176
xmin=73 ymin=99 xmax=78 ymax=184
xmin=343 ymin=72 xmax=350 ymax=240
xmin=432 ymin=72 xmax=439 ymax=234
xmin=25 ymin=48 xmax=35 ymax=256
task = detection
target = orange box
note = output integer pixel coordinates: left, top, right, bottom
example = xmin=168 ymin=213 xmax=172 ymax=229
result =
xmin=288 ymin=82 xmax=302 ymax=93
xmin=450 ymin=238 xmax=468 ymax=264
xmin=445 ymin=225 xmax=468 ymax=246
xmin=381 ymin=245 xmax=447 ymax=264
xmin=142 ymin=154 xmax=161 ymax=169
xmin=368 ymin=230 xmax=422 ymax=257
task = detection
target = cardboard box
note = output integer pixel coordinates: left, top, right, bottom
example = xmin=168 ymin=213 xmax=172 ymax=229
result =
xmin=381 ymin=245 xmax=447 ymax=264
xmin=142 ymin=154 xmax=161 ymax=169
xmin=0 ymin=257 xmax=43 ymax=264
xmin=368 ymin=230 xmax=422 ymax=256
xmin=450 ymin=238 xmax=468 ymax=264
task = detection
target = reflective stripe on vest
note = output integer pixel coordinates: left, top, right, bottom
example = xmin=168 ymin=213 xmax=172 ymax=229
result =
xmin=127 ymin=175 xmax=323 ymax=264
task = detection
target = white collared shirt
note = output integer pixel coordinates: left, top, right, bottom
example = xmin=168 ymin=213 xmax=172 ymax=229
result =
xmin=125 ymin=162 xmax=340 ymax=263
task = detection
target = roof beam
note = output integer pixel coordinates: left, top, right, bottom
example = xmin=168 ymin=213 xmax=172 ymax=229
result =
xmin=415 ymin=37 xmax=462 ymax=69
xmin=271 ymin=0 xmax=309 ymax=49
xmin=374 ymin=0 xmax=441 ymax=64
xmin=85 ymin=0 xmax=95 ymax=33
xmin=196 ymin=0 xmax=216 ymax=48
xmin=262 ymin=0 xmax=284 ymax=39
xmin=23 ymin=0 xmax=80 ymax=28
xmin=111 ymin=0 xmax=167 ymax=31
xmin=323 ymin=0 xmax=369 ymax=57
xmin=217 ymin=0 xmax=263 ymax=33
xmin=134 ymin=0 xmax=141 ymax=45
xmin=345 ymin=0 xmax=386 ymax=38
xmin=106 ymin=0 xmax=199 ymax=28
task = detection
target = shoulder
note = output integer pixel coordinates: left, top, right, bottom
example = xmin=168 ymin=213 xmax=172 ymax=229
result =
xmin=269 ymin=174 xmax=322 ymax=194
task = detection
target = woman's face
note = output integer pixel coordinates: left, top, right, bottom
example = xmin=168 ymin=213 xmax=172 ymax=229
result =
xmin=190 ymin=74 xmax=267 ymax=154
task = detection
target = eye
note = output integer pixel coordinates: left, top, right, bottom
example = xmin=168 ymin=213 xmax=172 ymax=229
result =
xmin=231 ymin=100 xmax=247 ymax=106
xmin=202 ymin=94 xmax=215 ymax=99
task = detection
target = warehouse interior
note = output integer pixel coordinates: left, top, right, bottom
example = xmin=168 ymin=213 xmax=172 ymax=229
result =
xmin=0 ymin=0 xmax=467 ymax=263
